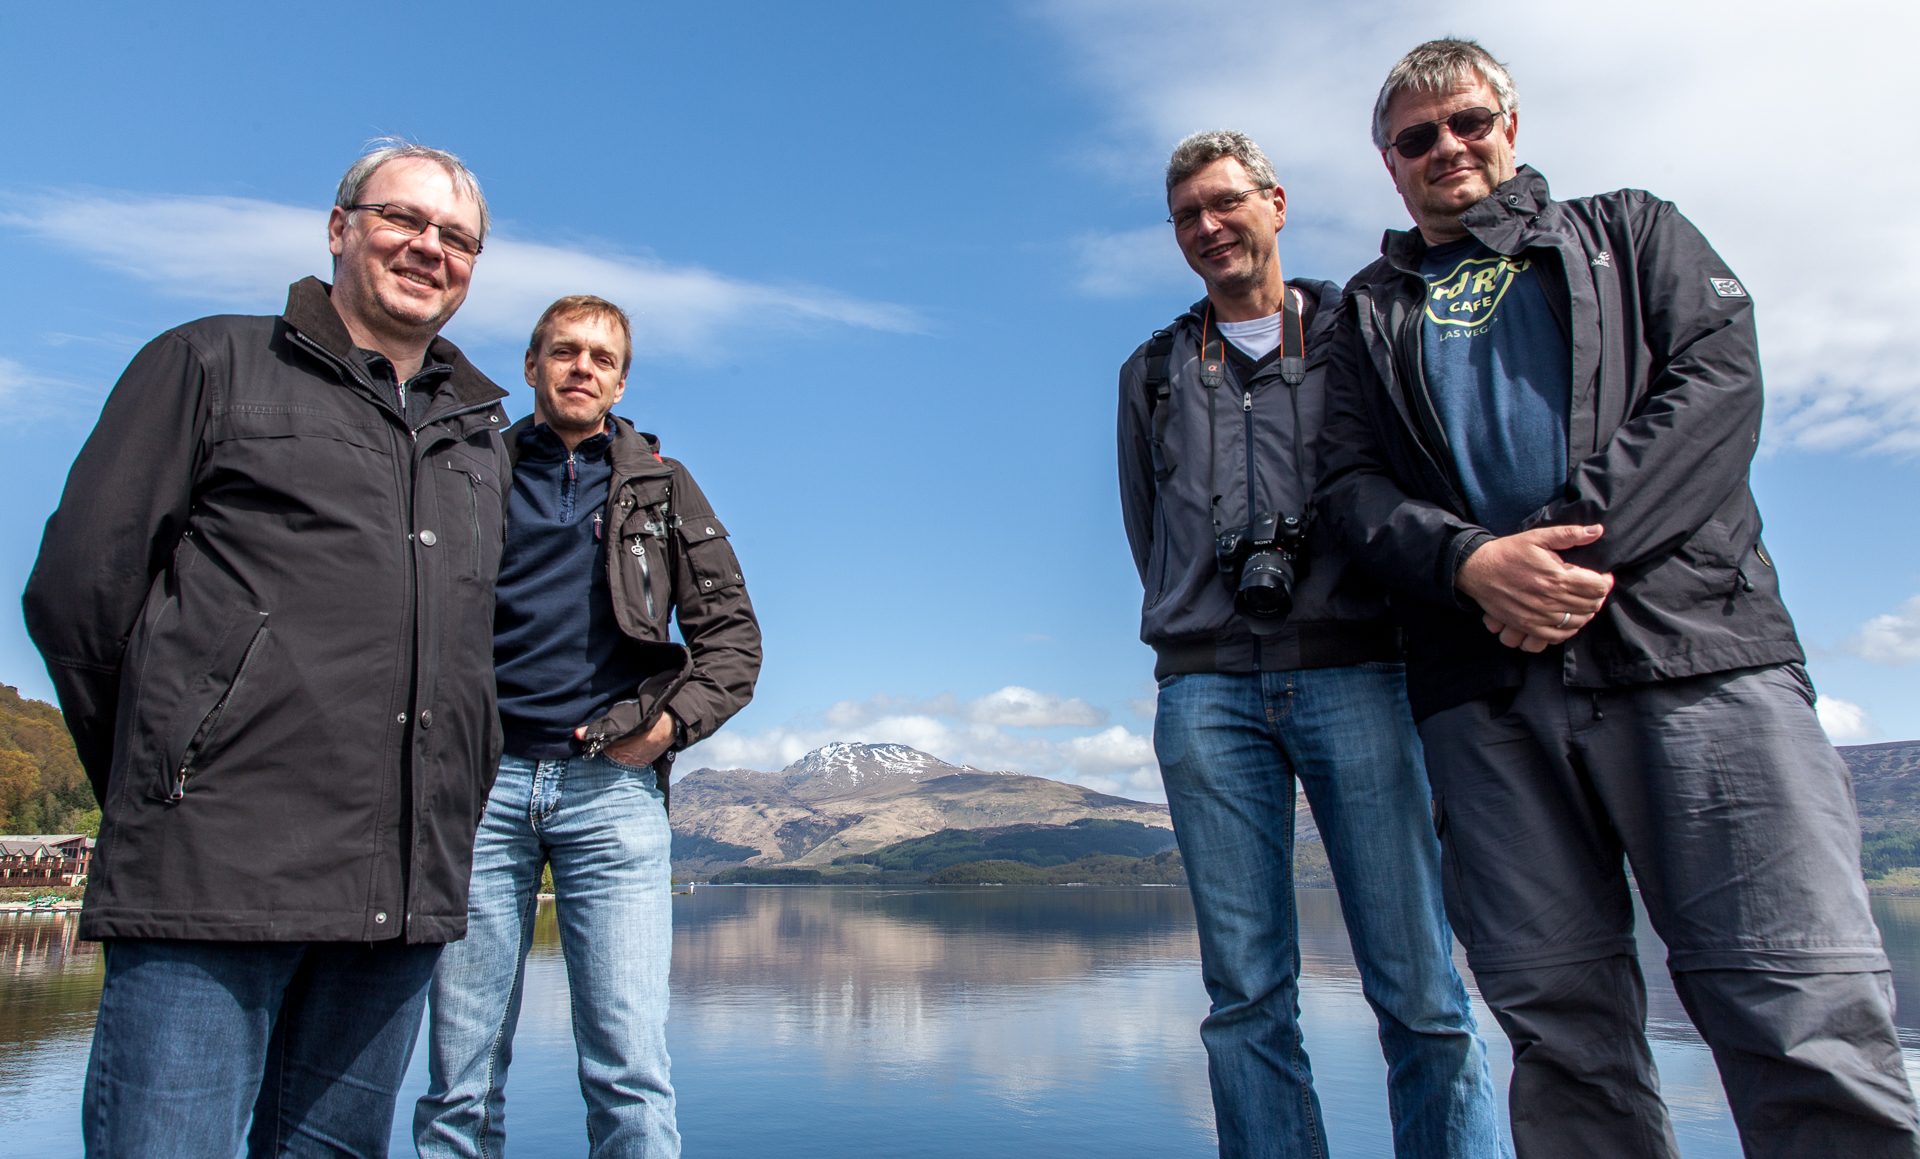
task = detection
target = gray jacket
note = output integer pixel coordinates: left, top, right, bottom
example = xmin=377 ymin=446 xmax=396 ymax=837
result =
xmin=1118 ymin=281 xmax=1399 ymax=679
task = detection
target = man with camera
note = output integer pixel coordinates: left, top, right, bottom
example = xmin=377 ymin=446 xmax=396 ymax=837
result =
xmin=1117 ymin=130 xmax=1504 ymax=1159
xmin=1317 ymin=38 xmax=1919 ymax=1156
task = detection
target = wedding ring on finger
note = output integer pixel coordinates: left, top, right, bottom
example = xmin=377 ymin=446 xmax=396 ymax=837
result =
xmin=1559 ymin=611 xmax=1572 ymax=629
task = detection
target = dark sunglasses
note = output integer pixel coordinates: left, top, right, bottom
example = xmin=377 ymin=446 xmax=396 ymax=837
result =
xmin=1387 ymin=107 xmax=1502 ymax=159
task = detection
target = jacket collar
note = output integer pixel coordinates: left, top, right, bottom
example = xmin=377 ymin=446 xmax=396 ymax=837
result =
xmin=280 ymin=276 xmax=506 ymax=409
xmin=1380 ymin=165 xmax=1554 ymax=272
xmin=1182 ymin=277 xmax=1341 ymax=358
xmin=504 ymin=412 xmax=669 ymax=477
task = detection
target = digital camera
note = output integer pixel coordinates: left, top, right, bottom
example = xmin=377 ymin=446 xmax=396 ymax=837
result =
xmin=1215 ymin=511 xmax=1308 ymax=621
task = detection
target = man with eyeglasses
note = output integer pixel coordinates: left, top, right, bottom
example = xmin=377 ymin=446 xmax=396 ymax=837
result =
xmin=1118 ymin=129 xmax=1505 ymax=1159
xmin=1318 ymin=38 xmax=1920 ymax=1156
xmin=25 ymin=139 xmax=511 ymax=1157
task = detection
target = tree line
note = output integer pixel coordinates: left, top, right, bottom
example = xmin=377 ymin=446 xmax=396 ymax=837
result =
xmin=0 ymin=683 xmax=96 ymax=836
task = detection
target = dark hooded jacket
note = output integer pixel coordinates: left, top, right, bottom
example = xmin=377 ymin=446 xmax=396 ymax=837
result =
xmin=23 ymin=277 xmax=510 ymax=943
xmin=1317 ymin=167 xmax=1802 ymax=721
xmin=1119 ymin=280 xmax=1400 ymax=677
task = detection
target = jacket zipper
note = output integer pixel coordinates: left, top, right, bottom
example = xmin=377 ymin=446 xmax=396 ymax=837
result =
xmin=631 ymin=533 xmax=655 ymax=619
xmin=463 ymin=468 xmax=482 ymax=573
xmin=173 ymin=622 xmax=270 ymax=800
xmin=1243 ymin=387 xmax=1256 ymax=516
xmin=1377 ymin=296 xmax=1471 ymax=515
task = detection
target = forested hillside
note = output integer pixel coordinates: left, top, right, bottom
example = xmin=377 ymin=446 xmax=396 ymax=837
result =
xmin=0 ymin=684 xmax=95 ymax=836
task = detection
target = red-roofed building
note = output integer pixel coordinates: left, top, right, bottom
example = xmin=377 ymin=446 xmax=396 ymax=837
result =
xmin=0 ymin=834 xmax=93 ymax=887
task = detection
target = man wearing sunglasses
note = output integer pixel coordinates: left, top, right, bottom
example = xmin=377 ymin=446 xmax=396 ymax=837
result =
xmin=1318 ymin=38 xmax=1919 ymax=1156
xmin=1118 ymin=130 xmax=1504 ymax=1158
xmin=26 ymin=139 xmax=510 ymax=1156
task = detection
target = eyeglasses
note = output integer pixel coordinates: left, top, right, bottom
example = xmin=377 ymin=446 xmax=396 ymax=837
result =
xmin=1386 ymin=107 xmax=1503 ymax=159
xmin=1167 ymin=187 xmax=1269 ymax=232
xmin=348 ymin=203 xmax=484 ymax=261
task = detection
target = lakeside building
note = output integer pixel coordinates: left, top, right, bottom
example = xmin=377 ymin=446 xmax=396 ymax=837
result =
xmin=0 ymin=834 xmax=93 ymax=888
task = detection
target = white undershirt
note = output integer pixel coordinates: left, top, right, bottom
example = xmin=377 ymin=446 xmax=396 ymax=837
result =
xmin=1215 ymin=288 xmax=1302 ymax=360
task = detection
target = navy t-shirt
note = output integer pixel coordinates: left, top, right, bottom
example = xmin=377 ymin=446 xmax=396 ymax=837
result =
xmin=1419 ymin=237 xmax=1571 ymax=536
xmin=493 ymin=424 xmax=650 ymax=759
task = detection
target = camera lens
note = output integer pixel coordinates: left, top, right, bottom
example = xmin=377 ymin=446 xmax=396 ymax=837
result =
xmin=1235 ymin=549 xmax=1295 ymax=619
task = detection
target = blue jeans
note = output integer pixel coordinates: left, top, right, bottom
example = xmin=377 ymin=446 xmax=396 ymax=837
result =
xmin=82 ymin=937 xmax=440 ymax=1158
xmin=1154 ymin=666 xmax=1507 ymax=1159
xmin=415 ymin=753 xmax=678 ymax=1159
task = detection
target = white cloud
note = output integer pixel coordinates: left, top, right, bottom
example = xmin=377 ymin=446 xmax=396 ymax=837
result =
xmin=0 ymin=355 xmax=93 ymax=416
xmin=966 ymin=686 xmax=1107 ymax=728
xmin=0 ymin=192 xmax=922 ymax=357
xmin=1849 ymin=595 xmax=1920 ymax=666
xmin=1036 ymin=0 xmax=1920 ymax=453
xmin=1073 ymin=225 xmax=1191 ymax=298
xmin=822 ymin=686 xmax=1106 ymax=730
xmin=1816 ymin=695 xmax=1872 ymax=742
xmin=679 ymin=684 xmax=1160 ymax=801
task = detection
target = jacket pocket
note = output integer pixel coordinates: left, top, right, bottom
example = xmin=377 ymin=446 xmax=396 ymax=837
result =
xmin=1146 ymin=498 xmax=1172 ymax=609
xmin=617 ymin=505 xmax=670 ymax=625
xmin=164 ymin=611 xmax=271 ymax=801
xmin=442 ymin=453 xmax=503 ymax=583
xmin=682 ymin=514 xmax=744 ymax=596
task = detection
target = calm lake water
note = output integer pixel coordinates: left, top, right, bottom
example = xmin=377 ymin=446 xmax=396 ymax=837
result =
xmin=8 ymin=888 xmax=1920 ymax=1157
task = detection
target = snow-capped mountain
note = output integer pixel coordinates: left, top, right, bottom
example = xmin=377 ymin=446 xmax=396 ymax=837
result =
xmin=671 ymin=743 xmax=1167 ymax=868
xmin=781 ymin=741 xmax=985 ymax=796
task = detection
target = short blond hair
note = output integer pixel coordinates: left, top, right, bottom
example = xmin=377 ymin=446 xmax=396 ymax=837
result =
xmin=527 ymin=295 xmax=633 ymax=374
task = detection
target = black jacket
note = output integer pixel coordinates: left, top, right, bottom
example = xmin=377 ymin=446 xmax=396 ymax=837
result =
xmin=1317 ymin=167 xmax=1802 ymax=720
xmin=23 ymin=277 xmax=511 ymax=943
xmin=1119 ymin=281 xmax=1399 ymax=678
xmin=503 ymin=414 xmax=761 ymax=788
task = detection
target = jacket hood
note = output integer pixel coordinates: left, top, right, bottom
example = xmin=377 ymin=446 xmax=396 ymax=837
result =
xmin=1174 ymin=277 xmax=1343 ymax=351
xmin=1380 ymin=165 xmax=1554 ymax=271
xmin=281 ymin=276 xmax=506 ymax=410
xmin=503 ymin=412 xmax=669 ymax=478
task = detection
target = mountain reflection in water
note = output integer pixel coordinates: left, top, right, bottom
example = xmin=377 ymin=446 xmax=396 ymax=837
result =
xmin=7 ymin=890 xmax=1920 ymax=1157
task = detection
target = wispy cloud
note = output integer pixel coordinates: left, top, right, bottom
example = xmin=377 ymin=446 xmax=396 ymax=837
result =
xmin=1848 ymin=595 xmax=1920 ymax=666
xmin=0 ymin=355 xmax=92 ymax=413
xmin=679 ymin=684 xmax=1162 ymax=802
xmin=1073 ymin=225 xmax=1190 ymax=298
xmin=1036 ymin=0 xmax=1920 ymax=454
xmin=0 ymin=191 xmax=922 ymax=356
xmin=1817 ymin=695 xmax=1872 ymax=742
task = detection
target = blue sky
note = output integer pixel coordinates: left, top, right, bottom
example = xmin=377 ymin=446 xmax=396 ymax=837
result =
xmin=2 ymin=1 xmax=1915 ymax=802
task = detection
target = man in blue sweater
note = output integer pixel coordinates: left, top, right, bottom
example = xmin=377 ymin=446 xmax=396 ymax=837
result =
xmin=415 ymin=295 xmax=762 ymax=1159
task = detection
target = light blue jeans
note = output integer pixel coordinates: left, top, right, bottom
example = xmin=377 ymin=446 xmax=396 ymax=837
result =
xmin=414 ymin=752 xmax=678 ymax=1159
xmin=1154 ymin=665 xmax=1507 ymax=1159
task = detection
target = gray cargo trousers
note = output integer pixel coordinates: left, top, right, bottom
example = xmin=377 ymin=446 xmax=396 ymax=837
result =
xmin=1420 ymin=654 xmax=1919 ymax=1158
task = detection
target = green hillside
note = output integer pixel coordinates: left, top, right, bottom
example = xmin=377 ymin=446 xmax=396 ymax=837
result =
xmin=926 ymin=850 xmax=1186 ymax=886
xmin=0 ymin=684 xmax=95 ymax=836
xmin=833 ymin=818 xmax=1177 ymax=874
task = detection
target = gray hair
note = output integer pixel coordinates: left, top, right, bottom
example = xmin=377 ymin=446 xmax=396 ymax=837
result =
xmin=1370 ymin=39 xmax=1519 ymax=151
xmin=334 ymin=138 xmax=491 ymax=240
xmin=1165 ymin=130 xmax=1278 ymax=199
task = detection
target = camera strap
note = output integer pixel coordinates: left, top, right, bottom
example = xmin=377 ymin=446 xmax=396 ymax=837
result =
xmin=1142 ymin=289 xmax=1310 ymax=535
xmin=1142 ymin=324 xmax=1182 ymax=483
xmin=1200 ymin=289 xmax=1310 ymax=539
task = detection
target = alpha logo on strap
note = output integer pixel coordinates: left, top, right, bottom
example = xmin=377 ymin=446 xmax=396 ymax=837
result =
xmin=1591 ymin=251 xmax=1612 ymax=267
xmin=1710 ymin=277 xmax=1747 ymax=298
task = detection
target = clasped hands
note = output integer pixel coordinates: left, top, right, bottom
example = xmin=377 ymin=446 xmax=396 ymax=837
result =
xmin=1455 ymin=524 xmax=1613 ymax=653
